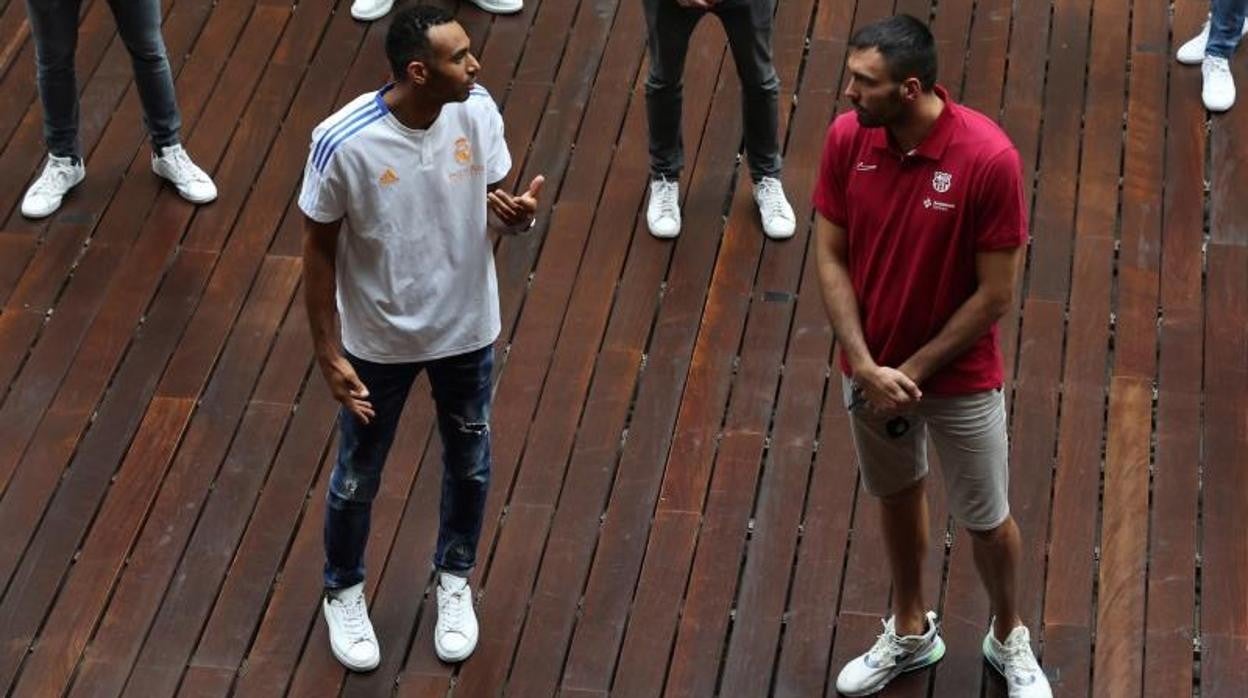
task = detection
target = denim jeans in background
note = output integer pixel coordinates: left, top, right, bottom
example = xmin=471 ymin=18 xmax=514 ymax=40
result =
xmin=25 ymin=0 xmax=183 ymax=159
xmin=1208 ymin=0 xmax=1248 ymax=58
xmin=644 ymin=0 xmax=782 ymax=183
xmin=323 ymin=345 xmax=494 ymax=590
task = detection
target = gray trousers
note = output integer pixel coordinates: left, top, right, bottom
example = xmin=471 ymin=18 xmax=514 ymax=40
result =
xmin=643 ymin=0 xmax=782 ymax=183
xmin=25 ymin=0 xmax=182 ymax=159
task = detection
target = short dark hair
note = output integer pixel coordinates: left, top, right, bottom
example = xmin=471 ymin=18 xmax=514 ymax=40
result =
xmin=385 ymin=4 xmax=456 ymax=79
xmin=848 ymin=15 xmax=938 ymax=91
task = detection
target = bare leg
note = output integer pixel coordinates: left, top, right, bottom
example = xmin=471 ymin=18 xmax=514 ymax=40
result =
xmin=880 ymin=479 xmax=929 ymax=636
xmin=969 ymin=514 xmax=1024 ymax=641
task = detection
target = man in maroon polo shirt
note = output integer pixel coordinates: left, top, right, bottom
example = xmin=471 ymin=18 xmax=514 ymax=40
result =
xmin=813 ymin=16 xmax=1051 ymax=698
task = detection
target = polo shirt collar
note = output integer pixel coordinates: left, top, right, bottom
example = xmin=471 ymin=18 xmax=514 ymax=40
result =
xmin=868 ymin=84 xmax=960 ymax=160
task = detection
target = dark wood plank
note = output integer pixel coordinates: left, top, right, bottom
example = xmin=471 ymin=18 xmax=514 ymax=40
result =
xmin=173 ymin=385 xmax=336 ymax=694
xmin=604 ymin=510 xmax=700 ymax=698
xmin=0 ymin=249 xmax=214 ymax=689
xmin=1091 ymin=376 xmax=1152 ymax=697
xmin=556 ymin=33 xmax=746 ymax=695
xmin=57 ymin=255 xmax=301 ymax=698
xmin=1033 ymin=0 xmax=1131 ymax=692
xmin=0 ymin=395 xmax=195 ymax=694
xmin=1199 ymin=246 xmax=1248 ymax=698
xmin=1089 ymin=2 xmax=1168 ymax=694
xmin=1142 ymin=3 xmax=1205 ymax=694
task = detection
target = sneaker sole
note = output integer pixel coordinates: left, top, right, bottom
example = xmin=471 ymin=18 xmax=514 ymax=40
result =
xmin=329 ymin=644 xmax=380 ymax=672
xmin=322 ymin=599 xmax=380 ymax=672
xmin=435 ymin=637 xmax=478 ymax=663
xmin=350 ymin=3 xmax=393 ymax=20
xmin=838 ymin=637 xmax=947 ymax=697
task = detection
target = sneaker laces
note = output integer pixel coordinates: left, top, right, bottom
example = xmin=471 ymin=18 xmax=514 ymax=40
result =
xmin=331 ymin=592 xmax=373 ymax=646
xmin=1000 ymin=633 xmax=1042 ymax=683
xmin=30 ymin=160 xmax=78 ymax=197
xmin=1207 ymin=56 xmax=1232 ymax=78
xmin=161 ymin=147 xmax=210 ymax=185
xmin=755 ymin=178 xmax=792 ymax=221
xmin=865 ymin=620 xmax=912 ymax=667
xmin=651 ymin=178 xmax=679 ymax=220
xmin=438 ymin=586 xmax=469 ymax=633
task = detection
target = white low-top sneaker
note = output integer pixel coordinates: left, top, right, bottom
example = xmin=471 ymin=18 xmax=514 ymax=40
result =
xmin=468 ymin=0 xmax=523 ymax=14
xmin=152 ymin=144 xmax=218 ymax=203
xmin=323 ymin=582 xmax=381 ymax=672
xmin=350 ymin=0 xmax=393 ymax=21
xmin=753 ymin=176 xmax=797 ymax=240
xmin=434 ymin=572 xmax=479 ymax=663
xmin=21 ymin=155 xmax=85 ymax=219
xmin=983 ymin=622 xmax=1052 ymax=698
xmin=1203 ymin=56 xmax=1237 ymax=112
xmin=835 ymin=611 xmax=945 ymax=696
xmin=1177 ymin=15 xmax=1248 ymax=65
xmin=646 ymin=177 xmax=681 ymax=239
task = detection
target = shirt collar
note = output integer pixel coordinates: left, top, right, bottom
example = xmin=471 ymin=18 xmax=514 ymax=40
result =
xmin=868 ymin=84 xmax=960 ymax=161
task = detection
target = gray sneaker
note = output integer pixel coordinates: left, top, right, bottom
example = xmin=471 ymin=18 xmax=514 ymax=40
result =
xmin=835 ymin=611 xmax=945 ymax=696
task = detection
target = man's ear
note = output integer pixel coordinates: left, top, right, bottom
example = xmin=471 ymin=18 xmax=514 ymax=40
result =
xmin=900 ymin=76 xmax=923 ymax=102
xmin=405 ymin=59 xmax=429 ymax=87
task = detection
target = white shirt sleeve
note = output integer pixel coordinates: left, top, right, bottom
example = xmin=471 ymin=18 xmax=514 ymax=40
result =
xmin=297 ymin=132 xmax=348 ymax=223
xmin=485 ymin=101 xmax=512 ymax=185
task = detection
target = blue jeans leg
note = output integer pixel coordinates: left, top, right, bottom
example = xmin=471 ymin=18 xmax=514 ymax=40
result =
xmin=109 ymin=0 xmax=182 ymax=150
xmin=427 ymin=346 xmax=494 ymax=575
xmin=26 ymin=0 xmax=83 ymax=159
xmin=1208 ymin=0 xmax=1248 ymax=58
xmin=323 ymin=355 xmax=419 ymax=590
xmin=717 ymin=0 xmax=782 ymax=182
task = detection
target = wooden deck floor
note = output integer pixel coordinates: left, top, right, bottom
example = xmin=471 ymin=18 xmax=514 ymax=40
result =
xmin=0 ymin=0 xmax=1243 ymax=695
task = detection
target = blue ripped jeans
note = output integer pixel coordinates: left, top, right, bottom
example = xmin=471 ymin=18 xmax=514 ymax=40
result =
xmin=323 ymin=345 xmax=493 ymax=590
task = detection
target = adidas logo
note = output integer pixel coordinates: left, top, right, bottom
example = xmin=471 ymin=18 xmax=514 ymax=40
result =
xmin=379 ymin=168 xmax=399 ymax=186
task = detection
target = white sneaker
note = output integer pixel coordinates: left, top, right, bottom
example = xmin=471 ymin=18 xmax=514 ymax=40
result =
xmin=322 ymin=582 xmax=381 ymax=672
xmin=983 ymin=622 xmax=1052 ymax=698
xmin=152 ymin=144 xmax=218 ymax=204
xmin=835 ymin=611 xmax=945 ymax=696
xmin=1203 ymin=56 xmax=1237 ymax=112
xmin=1177 ymin=15 xmax=1248 ymax=65
xmin=350 ymin=0 xmax=393 ymax=21
xmin=21 ymin=155 xmax=85 ymax=219
xmin=753 ymin=176 xmax=797 ymax=240
xmin=467 ymin=0 xmax=523 ymax=13
xmin=646 ymin=177 xmax=681 ymax=239
xmin=434 ymin=572 xmax=478 ymax=663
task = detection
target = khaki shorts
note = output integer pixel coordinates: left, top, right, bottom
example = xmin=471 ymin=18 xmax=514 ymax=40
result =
xmin=843 ymin=376 xmax=1010 ymax=531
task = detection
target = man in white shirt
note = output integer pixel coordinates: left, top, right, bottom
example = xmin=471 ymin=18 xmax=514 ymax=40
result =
xmin=298 ymin=4 xmax=542 ymax=671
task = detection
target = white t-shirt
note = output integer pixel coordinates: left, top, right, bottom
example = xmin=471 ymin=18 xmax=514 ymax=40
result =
xmin=298 ymin=84 xmax=512 ymax=363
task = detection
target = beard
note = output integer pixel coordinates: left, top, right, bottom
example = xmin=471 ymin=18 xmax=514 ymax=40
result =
xmin=855 ymin=107 xmax=885 ymax=127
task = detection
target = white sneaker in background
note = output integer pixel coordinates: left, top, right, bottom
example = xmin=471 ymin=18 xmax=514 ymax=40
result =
xmin=753 ymin=176 xmax=797 ymax=240
xmin=21 ymin=155 xmax=85 ymax=219
xmin=1176 ymin=15 xmax=1248 ymax=65
xmin=350 ymin=0 xmax=393 ymax=21
xmin=646 ymin=177 xmax=681 ymax=239
xmin=468 ymin=0 xmax=523 ymax=13
xmin=152 ymin=144 xmax=218 ymax=204
xmin=1203 ymin=56 xmax=1237 ymax=112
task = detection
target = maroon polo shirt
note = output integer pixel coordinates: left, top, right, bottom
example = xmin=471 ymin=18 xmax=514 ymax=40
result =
xmin=812 ymin=85 xmax=1027 ymax=395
